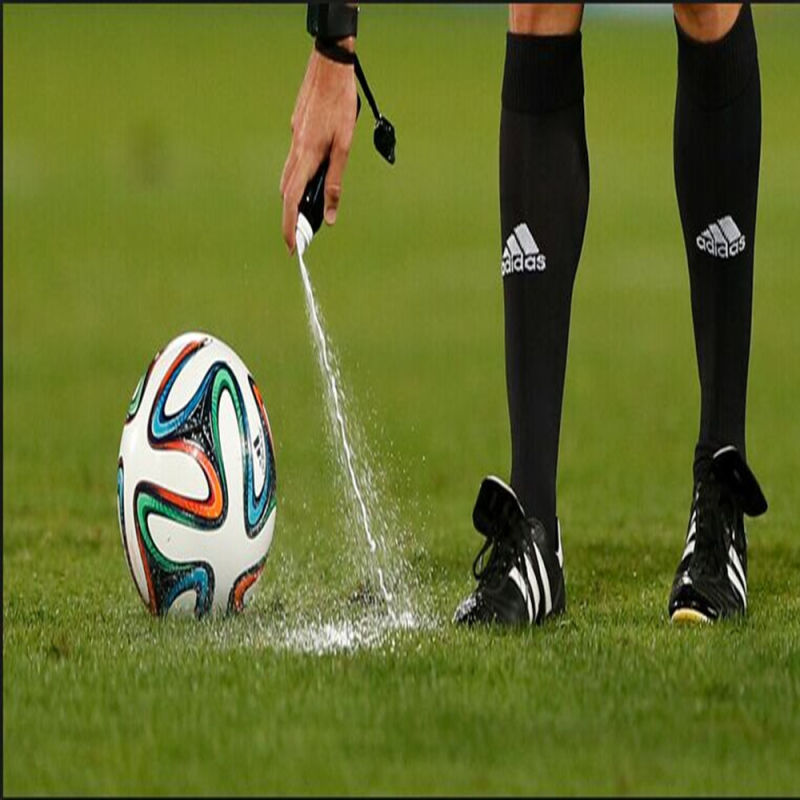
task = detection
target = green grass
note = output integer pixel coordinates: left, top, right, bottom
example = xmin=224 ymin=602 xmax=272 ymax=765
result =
xmin=4 ymin=4 xmax=800 ymax=795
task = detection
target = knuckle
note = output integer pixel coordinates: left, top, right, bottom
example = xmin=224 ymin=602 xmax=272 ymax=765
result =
xmin=295 ymin=134 xmax=314 ymax=156
xmin=335 ymin=133 xmax=353 ymax=154
xmin=289 ymin=180 xmax=305 ymax=203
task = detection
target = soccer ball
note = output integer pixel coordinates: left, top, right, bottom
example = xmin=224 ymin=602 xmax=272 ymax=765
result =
xmin=117 ymin=332 xmax=277 ymax=617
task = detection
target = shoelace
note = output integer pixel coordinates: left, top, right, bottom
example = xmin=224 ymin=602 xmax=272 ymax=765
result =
xmin=472 ymin=533 xmax=517 ymax=586
xmin=690 ymin=478 xmax=737 ymax=576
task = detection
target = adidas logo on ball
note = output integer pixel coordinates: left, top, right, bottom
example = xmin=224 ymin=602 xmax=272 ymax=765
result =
xmin=501 ymin=222 xmax=546 ymax=276
xmin=696 ymin=215 xmax=746 ymax=259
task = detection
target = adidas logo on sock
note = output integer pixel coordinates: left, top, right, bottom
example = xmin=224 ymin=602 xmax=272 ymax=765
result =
xmin=501 ymin=223 xmax=546 ymax=277
xmin=696 ymin=215 xmax=746 ymax=259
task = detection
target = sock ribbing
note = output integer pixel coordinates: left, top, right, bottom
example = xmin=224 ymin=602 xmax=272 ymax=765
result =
xmin=676 ymin=4 xmax=758 ymax=111
xmin=502 ymin=32 xmax=584 ymax=114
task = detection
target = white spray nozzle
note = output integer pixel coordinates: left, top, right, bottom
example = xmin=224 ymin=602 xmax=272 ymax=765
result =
xmin=295 ymin=214 xmax=313 ymax=258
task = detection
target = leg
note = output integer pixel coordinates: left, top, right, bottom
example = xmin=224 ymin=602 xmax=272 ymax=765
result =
xmin=509 ymin=4 xmax=583 ymax=36
xmin=669 ymin=3 xmax=767 ymax=623
xmin=503 ymin=3 xmax=588 ymax=543
xmin=673 ymin=3 xmax=742 ymax=42
xmin=452 ymin=3 xmax=586 ymax=627
xmin=673 ymin=2 xmax=760 ymax=481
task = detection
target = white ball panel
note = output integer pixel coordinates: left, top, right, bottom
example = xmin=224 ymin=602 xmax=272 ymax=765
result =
xmin=170 ymin=590 xmax=198 ymax=614
xmin=120 ymin=460 xmax=150 ymax=607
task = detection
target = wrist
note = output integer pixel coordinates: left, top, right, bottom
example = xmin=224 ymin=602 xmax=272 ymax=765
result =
xmin=333 ymin=35 xmax=356 ymax=53
xmin=314 ymin=37 xmax=356 ymax=65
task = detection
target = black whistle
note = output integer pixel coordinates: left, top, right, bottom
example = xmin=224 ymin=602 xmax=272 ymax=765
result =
xmin=298 ymin=95 xmax=362 ymax=236
xmin=374 ymin=116 xmax=396 ymax=165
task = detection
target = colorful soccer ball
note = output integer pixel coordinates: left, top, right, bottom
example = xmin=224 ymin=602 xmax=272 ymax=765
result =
xmin=117 ymin=332 xmax=277 ymax=617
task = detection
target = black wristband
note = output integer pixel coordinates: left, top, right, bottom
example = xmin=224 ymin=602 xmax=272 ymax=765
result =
xmin=307 ymin=4 xmax=358 ymax=43
xmin=314 ymin=38 xmax=356 ymax=65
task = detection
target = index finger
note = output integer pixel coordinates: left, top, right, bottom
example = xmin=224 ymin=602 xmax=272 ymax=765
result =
xmin=281 ymin=156 xmax=314 ymax=254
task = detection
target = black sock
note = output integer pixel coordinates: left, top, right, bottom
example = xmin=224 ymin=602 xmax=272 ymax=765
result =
xmin=674 ymin=5 xmax=761 ymax=483
xmin=500 ymin=32 xmax=589 ymax=541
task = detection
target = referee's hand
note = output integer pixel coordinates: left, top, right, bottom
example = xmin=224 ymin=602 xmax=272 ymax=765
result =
xmin=280 ymin=38 xmax=358 ymax=254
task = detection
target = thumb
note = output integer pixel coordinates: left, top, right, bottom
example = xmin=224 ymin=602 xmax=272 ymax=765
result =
xmin=324 ymin=141 xmax=349 ymax=226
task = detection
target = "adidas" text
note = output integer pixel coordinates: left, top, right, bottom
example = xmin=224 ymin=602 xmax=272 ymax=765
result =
xmin=501 ymin=222 xmax=547 ymax=276
xmin=696 ymin=215 xmax=746 ymax=259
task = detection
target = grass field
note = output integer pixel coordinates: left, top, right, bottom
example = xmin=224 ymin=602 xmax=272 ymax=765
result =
xmin=4 ymin=4 xmax=800 ymax=795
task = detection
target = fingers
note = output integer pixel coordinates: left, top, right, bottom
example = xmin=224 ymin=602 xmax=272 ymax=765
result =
xmin=279 ymin=144 xmax=299 ymax=252
xmin=281 ymin=171 xmax=301 ymax=254
xmin=281 ymin=155 xmax=311 ymax=254
xmin=279 ymin=148 xmax=295 ymax=199
xmin=282 ymin=124 xmax=322 ymax=252
xmin=324 ymin=137 xmax=351 ymax=226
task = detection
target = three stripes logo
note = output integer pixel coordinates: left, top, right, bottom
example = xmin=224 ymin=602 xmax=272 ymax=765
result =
xmin=696 ymin=215 xmax=746 ymax=259
xmin=509 ymin=549 xmax=549 ymax=624
xmin=508 ymin=525 xmax=563 ymax=624
xmin=727 ymin=542 xmax=748 ymax=610
xmin=501 ymin=222 xmax=546 ymax=277
xmin=680 ymin=503 xmax=748 ymax=610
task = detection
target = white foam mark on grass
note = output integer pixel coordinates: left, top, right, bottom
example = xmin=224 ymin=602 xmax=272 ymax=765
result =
xmin=203 ymin=608 xmax=439 ymax=657
xmin=277 ymin=609 xmax=427 ymax=656
xmin=297 ymin=247 xmax=395 ymax=617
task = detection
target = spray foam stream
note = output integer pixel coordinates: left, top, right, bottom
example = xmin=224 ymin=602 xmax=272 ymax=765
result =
xmin=295 ymin=225 xmax=396 ymax=621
